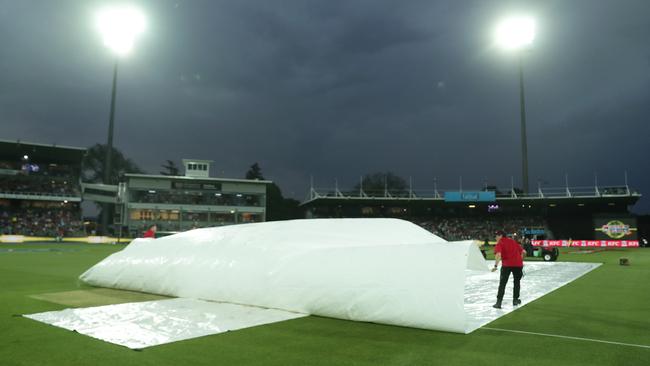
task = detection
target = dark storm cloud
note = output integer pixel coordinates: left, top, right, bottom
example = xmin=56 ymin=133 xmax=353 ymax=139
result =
xmin=1 ymin=0 xmax=649 ymax=209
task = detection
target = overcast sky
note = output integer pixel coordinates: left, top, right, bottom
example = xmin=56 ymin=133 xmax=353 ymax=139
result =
xmin=1 ymin=0 xmax=649 ymax=212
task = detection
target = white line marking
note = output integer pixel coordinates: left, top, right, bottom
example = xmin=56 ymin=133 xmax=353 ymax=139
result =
xmin=482 ymin=327 xmax=650 ymax=349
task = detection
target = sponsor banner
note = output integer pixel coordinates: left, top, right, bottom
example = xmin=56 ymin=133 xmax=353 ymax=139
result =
xmin=0 ymin=236 xmax=132 ymax=244
xmin=444 ymin=191 xmax=496 ymax=202
xmin=523 ymin=228 xmax=546 ymax=235
xmin=532 ymin=240 xmax=639 ymax=248
xmin=63 ymin=237 xmax=132 ymax=244
xmin=593 ymin=218 xmax=637 ymax=240
xmin=86 ymin=236 xmax=121 ymax=244
xmin=0 ymin=235 xmax=25 ymax=243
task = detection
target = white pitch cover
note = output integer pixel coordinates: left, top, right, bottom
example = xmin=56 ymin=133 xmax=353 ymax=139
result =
xmin=25 ymin=219 xmax=602 ymax=347
xmin=464 ymin=261 xmax=601 ymax=331
xmin=80 ymin=218 xmax=488 ymax=333
xmin=25 ymin=298 xmax=308 ymax=349
xmin=25 ymin=262 xmax=599 ymax=348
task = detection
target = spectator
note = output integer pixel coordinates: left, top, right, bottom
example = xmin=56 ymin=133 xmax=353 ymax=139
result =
xmin=0 ymin=207 xmax=83 ymax=237
xmin=416 ymin=216 xmax=546 ymax=242
xmin=143 ymin=224 xmax=157 ymax=238
xmin=0 ymin=176 xmax=79 ymax=196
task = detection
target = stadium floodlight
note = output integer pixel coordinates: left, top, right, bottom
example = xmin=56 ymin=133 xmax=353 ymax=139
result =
xmin=95 ymin=4 xmax=146 ymax=235
xmin=493 ymin=15 xmax=536 ymax=194
xmin=95 ymin=5 xmax=146 ymax=57
xmin=495 ymin=16 xmax=535 ymax=50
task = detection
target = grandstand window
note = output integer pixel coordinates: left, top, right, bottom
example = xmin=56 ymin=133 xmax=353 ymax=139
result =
xmin=210 ymin=212 xmax=236 ymax=224
xmin=162 ymin=210 xmax=179 ymax=220
xmin=361 ymin=207 xmax=375 ymax=215
xmin=128 ymin=209 xmax=154 ymax=221
xmin=181 ymin=211 xmax=208 ymax=222
xmin=240 ymin=212 xmax=262 ymax=223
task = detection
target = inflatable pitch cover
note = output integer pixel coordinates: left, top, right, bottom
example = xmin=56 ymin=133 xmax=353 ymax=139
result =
xmin=80 ymin=218 xmax=488 ymax=333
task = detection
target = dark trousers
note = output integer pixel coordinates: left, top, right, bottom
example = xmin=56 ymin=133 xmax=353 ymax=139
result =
xmin=496 ymin=266 xmax=523 ymax=301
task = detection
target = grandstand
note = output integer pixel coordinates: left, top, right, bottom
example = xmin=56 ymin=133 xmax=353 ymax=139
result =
xmin=0 ymin=139 xmax=85 ymax=238
xmin=82 ymin=159 xmax=271 ymax=237
xmin=301 ymin=180 xmax=642 ymax=243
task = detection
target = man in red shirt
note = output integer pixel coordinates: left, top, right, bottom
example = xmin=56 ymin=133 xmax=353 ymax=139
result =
xmin=491 ymin=230 xmax=526 ymax=309
xmin=143 ymin=224 xmax=157 ymax=239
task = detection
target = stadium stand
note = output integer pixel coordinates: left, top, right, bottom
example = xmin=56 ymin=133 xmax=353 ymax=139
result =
xmin=0 ymin=204 xmax=84 ymax=237
xmin=415 ymin=216 xmax=546 ymax=241
xmin=0 ymin=140 xmax=85 ymax=238
xmin=302 ymin=181 xmax=642 ymax=242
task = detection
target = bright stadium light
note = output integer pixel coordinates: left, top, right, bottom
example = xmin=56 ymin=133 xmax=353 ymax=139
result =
xmin=96 ymin=5 xmax=146 ymax=56
xmin=495 ymin=16 xmax=535 ymax=50
xmin=95 ymin=4 xmax=147 ymax=235
xmin=493 ymin=15 xmax=537 ymax=194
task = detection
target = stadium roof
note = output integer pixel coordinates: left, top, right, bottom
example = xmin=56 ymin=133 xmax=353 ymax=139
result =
xmin=0 ymin=139 xmax=86 ymax=164
xmin=124 ymin=173 xmax=273 ymax=185
xmin=300 ymin=186 xmax=642 ymax=217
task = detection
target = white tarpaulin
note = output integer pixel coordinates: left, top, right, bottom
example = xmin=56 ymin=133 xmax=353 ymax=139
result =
xmin=80 ymin=218 xmax=488 ymax=333
xmin=25 ymin=262 xmax=600 ymax=348
xmin=24 ymin=298 xmax=307 ymax=349
xmin=464 ymin=261 xmax=601 ymax=331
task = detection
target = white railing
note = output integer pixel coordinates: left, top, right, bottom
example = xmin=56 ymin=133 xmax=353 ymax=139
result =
xmin=305 ymin=185 xmax=639 ymax=202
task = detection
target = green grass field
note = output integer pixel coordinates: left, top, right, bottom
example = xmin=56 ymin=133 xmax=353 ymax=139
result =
xmin=1 ymin=243 xmax=649 ymax=366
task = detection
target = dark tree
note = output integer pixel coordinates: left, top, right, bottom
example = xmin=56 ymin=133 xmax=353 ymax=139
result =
xmin=160 ymin=160 xmax=180 ymax=176
xmin=245 ymin=162 xmax=264 ymax=180
xmin=266 ymin=183 xmax=302 ymax=221
xmin=353 ymin=172 xmax=408 ymax=197
xmin=82 ymin=144 xmax=144 ymax=184
xmin=82 ymin=144 xmax=144 ymax=234
xmin=243 ymin=162 xmax=301 ymax=221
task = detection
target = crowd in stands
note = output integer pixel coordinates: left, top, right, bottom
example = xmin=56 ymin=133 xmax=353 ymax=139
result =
xmin=1 ymin=159 xmax=80 ymax=196
xmin=0 ymin=160 xmax=77 ymax=177
xmin=0 ymin=176 xmax=80 ymax=196
xmin=0 ymin=208 xmax=84 ymax=237
xmin=416 ymin=216 xmax=547 ymax=242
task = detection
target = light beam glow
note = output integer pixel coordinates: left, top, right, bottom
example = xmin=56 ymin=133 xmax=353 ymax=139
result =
xmin=495 ymin=16 xmax=535 ymax=50
xmin=96 ymin=5 xmax=146 ymax=56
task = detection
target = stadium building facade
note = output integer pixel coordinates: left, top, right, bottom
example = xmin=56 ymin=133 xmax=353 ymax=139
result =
xmin=84 ymin=159 xmax=271 ymax=237
xmin=300 ymin=182 xmax=642 ymax=242
xmin=0 ymin=139 xmax=85 ymax=238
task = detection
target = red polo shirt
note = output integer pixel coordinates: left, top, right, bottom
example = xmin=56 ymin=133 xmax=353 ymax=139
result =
xmin=143 ymin=229 xmax=156 ymax=238
xmin=494 ymin=237 xmax=524 ymax=267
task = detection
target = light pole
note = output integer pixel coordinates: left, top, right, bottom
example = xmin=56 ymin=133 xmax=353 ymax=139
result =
xmin=495 ymin=16 xmax=535 ymax=194
xmin=96 ymin=5 xmax=146 ymax=234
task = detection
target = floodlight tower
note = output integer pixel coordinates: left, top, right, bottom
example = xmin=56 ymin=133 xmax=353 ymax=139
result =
xmin=96 ymin=4 xmax=146 ymax=234
xmin=495 ymin=16 xmax=535 ymax=194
